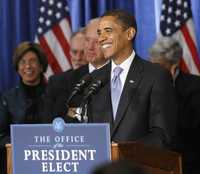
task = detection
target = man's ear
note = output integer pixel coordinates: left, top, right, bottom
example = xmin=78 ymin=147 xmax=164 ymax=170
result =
xmin=127 ymin=27 xmax=135 ymax=40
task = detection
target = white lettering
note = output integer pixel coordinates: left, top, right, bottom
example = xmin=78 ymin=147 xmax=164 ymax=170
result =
xmin=32 ymin=150 xmax=40 ymax=160
xmin=41 ymin=162 xmax=79 ymax=172
xmin=24 ymin=150 xmax=31 ymax=160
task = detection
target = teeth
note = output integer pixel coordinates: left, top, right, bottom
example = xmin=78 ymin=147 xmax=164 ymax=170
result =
xmin=102 ymin=44 xmax=111 ymax=49
xmin=24 ymin=71 xmax=33 ymax=75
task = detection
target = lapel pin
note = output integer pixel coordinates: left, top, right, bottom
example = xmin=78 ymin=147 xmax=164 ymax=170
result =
xmin=129 ymin=80 xmax=135 ymax=83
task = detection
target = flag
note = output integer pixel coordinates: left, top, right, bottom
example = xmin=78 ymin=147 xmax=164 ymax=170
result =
xmin=160 ymin=0 xmax=200 ymax=75
xmin=36 ymin=0 xmax=72 ymax=78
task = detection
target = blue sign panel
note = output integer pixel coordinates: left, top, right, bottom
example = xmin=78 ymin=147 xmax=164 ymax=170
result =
xmin=11 ymin=118 xmax=111 ymax=174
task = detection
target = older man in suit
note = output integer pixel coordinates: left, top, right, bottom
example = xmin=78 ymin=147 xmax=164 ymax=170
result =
xmin=87 ymin=9 xmax=177 ymax=147
xmin=149 ymin=36 xmax=200 ymax=174
xmin=42 ymin=18 xmax=107 ymax=121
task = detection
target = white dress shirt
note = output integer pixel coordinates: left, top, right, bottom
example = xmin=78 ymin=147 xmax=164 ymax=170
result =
xmin=111 ymin=50 xmax=135 ymax=91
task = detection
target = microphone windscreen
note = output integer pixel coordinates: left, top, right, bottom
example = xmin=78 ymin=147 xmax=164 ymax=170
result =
xmin=73 ymin=74 xmax=93 ymax=91
xmin=67 ymin=74 xmax=93 ymax=106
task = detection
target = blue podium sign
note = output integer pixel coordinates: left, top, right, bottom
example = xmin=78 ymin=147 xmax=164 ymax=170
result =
xmin=11 ymin=118 xmax=111 ymax=174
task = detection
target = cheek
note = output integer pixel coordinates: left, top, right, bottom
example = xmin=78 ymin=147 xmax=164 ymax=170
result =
xmin=17 ymin=65 xmax=25 ymax=73
xmin=114 ymin=36 xmax=125 ymax=50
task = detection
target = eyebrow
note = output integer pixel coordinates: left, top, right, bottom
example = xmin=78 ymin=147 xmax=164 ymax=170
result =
xmin=97 ymin=27 xmax=113 ymax=32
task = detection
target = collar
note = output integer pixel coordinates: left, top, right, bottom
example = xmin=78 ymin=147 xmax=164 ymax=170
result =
xmin=88 ymin=63 xmax=96 ymax=73
xmin=111 ymin=50 xmax=135 ymax=89
xmin=111 ymin=50 xmax=135 ymax=74
xmin=173 ymin=68 xmax=180 ymax=86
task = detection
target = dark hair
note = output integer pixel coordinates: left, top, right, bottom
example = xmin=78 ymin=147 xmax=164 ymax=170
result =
xmin=13 ymin=42 xmax=48 ymax=73
xmin=101 ymin=9 xmax=137 ymax=34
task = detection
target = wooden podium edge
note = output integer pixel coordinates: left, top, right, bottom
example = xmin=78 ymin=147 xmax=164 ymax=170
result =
xmin=6 ymin=144 xmax=12 ymax=174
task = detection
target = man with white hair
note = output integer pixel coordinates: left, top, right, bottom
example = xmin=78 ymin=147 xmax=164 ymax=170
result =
xmin=42 ymin=18 xmax=107 ymax=121
xmin=70 ymin=29 xmax=88 ymax=69
xmin=150 ymin=36 xmax=200 ymax=174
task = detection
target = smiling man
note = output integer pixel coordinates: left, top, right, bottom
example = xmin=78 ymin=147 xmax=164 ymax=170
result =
xmin=42 ymin=18 xmax=107 ymax=121
xmin=88 ymin=9 xmax=178 ymax=148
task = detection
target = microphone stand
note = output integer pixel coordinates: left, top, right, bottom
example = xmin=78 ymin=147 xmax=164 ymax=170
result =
xmin=66 ymin=93 xmax=90 ymax=123
xmin=79 ymin=99 xmax=89 ymax=123
xmin=71 ymin=76 xmax=106 ymax=123
xmin=79 ymin=79 xmax=102 ymax=123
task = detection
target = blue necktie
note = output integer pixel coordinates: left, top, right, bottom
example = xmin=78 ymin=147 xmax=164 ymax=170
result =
xmin=111 ymin=66 xmax=123 ymax=120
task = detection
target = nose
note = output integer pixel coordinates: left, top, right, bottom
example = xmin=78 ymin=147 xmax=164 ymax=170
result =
xmin=24 ymin=63 xmax=31 ymax=68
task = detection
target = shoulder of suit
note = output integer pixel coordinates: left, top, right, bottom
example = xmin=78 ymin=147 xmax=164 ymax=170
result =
xmin=73 ymin=64 xmax=89 ymax=74
xmin=181 ymin=71 xmax=200 ymax=82
xmin=179 ymin=71 xmax=200 ymax=91
xmin=69 ymin=65 xmax=88 ymax=78
xmin=1 ymin=85 xmax=24 ymax=105
xmin=48 ymin=69 xmax=73 ymax=83
xmin=134 ymin=56 xmax=169 ymax=74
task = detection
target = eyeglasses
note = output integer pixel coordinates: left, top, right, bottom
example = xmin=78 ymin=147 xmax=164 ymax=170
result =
xmin=18 ymin=59 xmax=39 ymax=66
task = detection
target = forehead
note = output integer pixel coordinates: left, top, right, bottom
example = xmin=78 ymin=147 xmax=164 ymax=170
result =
xmin=21 ymin=51 xmax=38 ymax=59
xmin=85 ymin=23 xmax=99 ymax=38
xmin=98 ymin=16 xmax=122 ymax=29
xmin=71 ymin=34 xmax=85 ymax=45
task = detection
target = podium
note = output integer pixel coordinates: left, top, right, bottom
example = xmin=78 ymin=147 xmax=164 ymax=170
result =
xmin=111 ymin=142 xmax=182 ymax=174
xmin=6 ymin=142 xmax=182 ymax=174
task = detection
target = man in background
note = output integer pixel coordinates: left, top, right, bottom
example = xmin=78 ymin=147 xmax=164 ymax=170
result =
xmin=70 ymin=29 xmax=88 ymax=69
xmin=42 ymin=18 xmax=107 ymax=121
xmin=149 ymin=36 xmax=200 ymax=174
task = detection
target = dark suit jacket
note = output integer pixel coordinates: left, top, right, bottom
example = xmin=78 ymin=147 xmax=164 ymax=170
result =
xmin=88 ymin=56 xmax=178 ymax=147
xmin=43 ymin=65 xmax=89 ymax=122
xmin=0 ymin=81 xmax=46 ymax=145
xmin=175 ymin=71 xmax=200 ymax=129
xmin=174 ymin=71 xmax=200 ymax=173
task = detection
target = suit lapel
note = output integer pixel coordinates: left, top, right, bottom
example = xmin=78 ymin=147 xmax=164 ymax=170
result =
xmin=92 ymin=62 xmax=114 ymax=129
xmin=111 ymin=56 xmax=144 ymax=137
xmin=101 ymin=63 xmax=114 ymax=126
xmin=101 ymin=78 xmax=114 ymax=128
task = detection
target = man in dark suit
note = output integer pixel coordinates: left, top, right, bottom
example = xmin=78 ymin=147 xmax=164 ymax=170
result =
xmin=42 ymin=18 xmax=107 ymax=120
xmin=149 ymin=36 xmax=200 ymax=174
xmin=87 ymin=9 xmax=177 ymax=147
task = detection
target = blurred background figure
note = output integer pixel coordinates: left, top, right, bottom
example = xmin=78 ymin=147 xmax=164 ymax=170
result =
xmin=0 ymin=42 xmax=48 ymax=145
xmin=42 ymin=17 xmax=107 ymax=122
xmin=149 ymin=37 xmax=183 ymax=80
xmin=84 ymin=18 xmax=107 ymax=71
xmin=91 ymin=160 xmax=146 ymax=174
xmin=149 ymin=36 xmax=200 ymax=174
xmin=0 ymin=42 xmax=48 ymax=174
xmin=70 ymin=29 xmax=88 ymax=69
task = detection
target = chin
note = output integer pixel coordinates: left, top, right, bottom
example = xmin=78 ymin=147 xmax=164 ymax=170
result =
xmin=23 ymin=77 xmax=39 ymax=85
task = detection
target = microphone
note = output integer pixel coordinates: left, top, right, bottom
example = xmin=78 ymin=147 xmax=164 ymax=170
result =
xmin=83 ymin=75 xmax=109 ymax=101
xmin=66 ymin=74 xmax=93 ymax=106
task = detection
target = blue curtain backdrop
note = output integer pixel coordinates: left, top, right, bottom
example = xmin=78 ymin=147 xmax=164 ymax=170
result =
xmin=0 ymin=0 xmax=200 ymax=93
